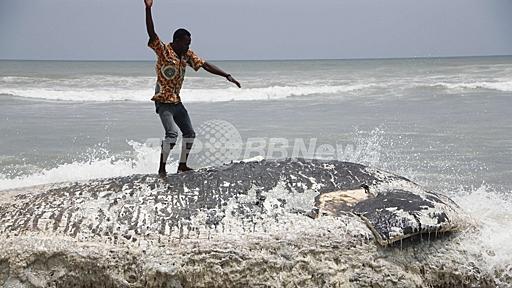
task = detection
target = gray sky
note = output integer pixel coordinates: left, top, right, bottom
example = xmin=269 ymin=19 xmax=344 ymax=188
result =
xmin=1 ymin=0 xmax=511 ymax=61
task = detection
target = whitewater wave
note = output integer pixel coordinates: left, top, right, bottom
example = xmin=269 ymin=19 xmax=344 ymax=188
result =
xmin=0 ymin=141 xmax=163 ymax=190
xmin=0 ymin=75 xmax=155 ymax=87
xmin=0 ymin=126 xmax=389 ymax=191
xmin=431 ymin=80 xmax=512 ymax=92
xmin=2 ymin=78 xmax=511 ymax=104
xmin=0 ymin=84 xmax=374 ymax=103
xmin=454 ymin=186 xmax=512 ymax=284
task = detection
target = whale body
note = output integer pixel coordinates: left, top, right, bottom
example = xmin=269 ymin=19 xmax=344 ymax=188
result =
xmin=0 ymin=159 xmax=501 ymax=287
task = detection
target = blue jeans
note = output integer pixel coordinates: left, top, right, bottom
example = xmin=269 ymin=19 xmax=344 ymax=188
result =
xmin=155 ymin=102 xmax=195 ymax=163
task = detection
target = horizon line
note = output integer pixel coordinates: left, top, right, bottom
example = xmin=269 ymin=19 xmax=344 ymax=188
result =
xmin=1 ymin=54 xmax=511 ymax=62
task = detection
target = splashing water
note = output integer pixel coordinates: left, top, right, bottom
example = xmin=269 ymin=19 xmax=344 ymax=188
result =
xmin=454 ymin=185 xmax=512 ymax=284
xmin=0 ymin=141 xmax=168 ymax=191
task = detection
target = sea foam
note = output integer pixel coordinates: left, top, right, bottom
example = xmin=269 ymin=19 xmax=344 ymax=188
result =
xmin=0 ymin=83 xmax=374 ymax=102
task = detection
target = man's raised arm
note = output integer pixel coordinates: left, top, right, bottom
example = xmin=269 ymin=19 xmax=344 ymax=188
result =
xmin=145 ymin=0 xmax=158 ymax=41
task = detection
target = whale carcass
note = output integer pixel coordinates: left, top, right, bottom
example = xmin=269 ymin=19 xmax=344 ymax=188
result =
xmin=0 ymin=159 xmax=501 ymax=287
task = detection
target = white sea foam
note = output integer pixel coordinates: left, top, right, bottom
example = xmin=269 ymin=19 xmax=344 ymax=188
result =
xmin=0 ymin=141 xmax=164 ymax=190
xmin=454 ymin=185 xmax=512 ymax=283
xmin=432 ymin=80 xmax=512 ymax=92
xmin=0 ymin=127 xmax=386 ymax=190
xmin=0 ymin=75 xmax=155 ymax=89
xmin=0 ymin=84 xmax=374 ymax=103
xmin=3 ymin=77 xmax=511 ymax=104
xmin=0 ymin=88 xmax=151 ymax=102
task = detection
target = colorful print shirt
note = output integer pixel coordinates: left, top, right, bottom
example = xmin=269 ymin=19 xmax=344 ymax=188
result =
xmin=148 ymin=36 xmax=205 ymax=103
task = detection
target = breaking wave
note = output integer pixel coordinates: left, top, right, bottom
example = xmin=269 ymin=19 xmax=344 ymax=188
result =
xmin=454 ymin=186 xmax=512 ymax=281
xmin=0 ymin=128 xmax=385 ymax=190
xmin=430 ymin=80 xmax=512 ymax=92
xmin=0 ymin=141 xmax=161 ymax=191
xmin=0 ymin=84 xmax=374 ymax=102
xmin=2 ymin=80 xmax=511 ymax=104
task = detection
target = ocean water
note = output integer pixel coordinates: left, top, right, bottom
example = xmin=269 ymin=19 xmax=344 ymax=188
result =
xmin=1 ymin=57 xmax=512 ymax=281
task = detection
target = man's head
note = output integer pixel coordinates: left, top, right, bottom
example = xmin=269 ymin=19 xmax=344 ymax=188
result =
xmin=172 ymin=28 xmax=192 ymax=55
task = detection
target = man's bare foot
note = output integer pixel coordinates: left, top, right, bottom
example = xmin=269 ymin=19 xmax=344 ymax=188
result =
xmin=177 ymin=163 xmax=193 ymax=173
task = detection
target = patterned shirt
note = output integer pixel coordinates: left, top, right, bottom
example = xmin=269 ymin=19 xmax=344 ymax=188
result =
xmin=148 ymin=36 xmax=205 ymax=103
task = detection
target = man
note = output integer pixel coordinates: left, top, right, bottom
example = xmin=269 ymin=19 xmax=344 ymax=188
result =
xmin=144 ymin=0 xmax=241 ymax=177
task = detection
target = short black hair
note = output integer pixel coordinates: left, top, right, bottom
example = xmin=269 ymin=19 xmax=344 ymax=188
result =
xmin=173 ymin=28 xmax=191 ymax=41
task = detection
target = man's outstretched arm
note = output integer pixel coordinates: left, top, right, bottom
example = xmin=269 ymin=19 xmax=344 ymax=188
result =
xmin=145 ymin=0 xmax=158 ymax=41
xmin=202 ymin=62 xmax=242 ymax=88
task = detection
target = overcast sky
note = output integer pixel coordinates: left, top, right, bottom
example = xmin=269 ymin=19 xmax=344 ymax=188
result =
xmin=1 ymin=0 xmax=511 ymax=61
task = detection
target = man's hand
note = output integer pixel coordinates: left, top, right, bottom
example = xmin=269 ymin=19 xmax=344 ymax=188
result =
xmin=202 ymin=62 xmax=242 ymax=88
xmin=145 ymin=0 xmax=157 ymax=40
xmin=227 ymin=75 xmax=241 ymax=88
